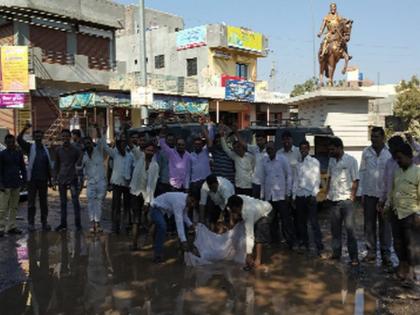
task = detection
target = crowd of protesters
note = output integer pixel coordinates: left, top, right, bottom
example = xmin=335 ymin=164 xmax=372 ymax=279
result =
xmin=0 ymin=120 xmax=418 ymax=287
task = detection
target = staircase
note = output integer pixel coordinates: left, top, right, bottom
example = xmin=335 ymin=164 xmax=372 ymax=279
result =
xmin=38 ymin=89 xmax=68 ymax=146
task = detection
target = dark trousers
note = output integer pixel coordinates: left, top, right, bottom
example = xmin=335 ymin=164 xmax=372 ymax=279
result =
xmin=330 ymin=200 xmax=358 ymax=261
xmin=28 ymin=180 xmax=49 ymax=225
xmin=58 ymin=179 xmax=81 ymax=227
xmin=130 ymin=193 xmax=144 ymax=225
xmin=295 ymin=196 xmax=323 ymax=250
xmin=270 ymin=200 xmax=296 ymax=248
xmin=391 ymin=212 xmax=420 ymax=268
xmin=111 ymin=184 xmax=130 ymax=232
xmin=190 ymin=180 xmax=205 ymax=199
xmin=363 ymin=195 xmax=391 ymax=257
xmin=155 ymin=182 xmax=172 ymax=197
xmin=252 ymin=184 xmax=261 ymax=199
xmin=235 ymin=187 xmax=253 ymax=197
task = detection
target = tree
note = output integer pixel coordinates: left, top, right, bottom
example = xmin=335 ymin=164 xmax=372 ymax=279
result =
xmin=393 ymin=76 xmax=420 ymax=136
xmin=290 ymin=77 xmax=319 ymax=97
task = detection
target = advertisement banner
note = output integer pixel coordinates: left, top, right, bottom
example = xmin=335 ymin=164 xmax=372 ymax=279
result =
xmin=225 ymin=80 xmax=255 ymax=102
xmin=0 ymin=46 xmax=29 ymax=92
xmin=60 ymin=92 xmax=130 ymax=109
xmin=227 ymin=26 xmax=263 ymax=52
xmin=0 ymin=93 xmax=26 ymax=108
xmin=176 ymin=26 xmax=207 ymax=50
xmin=152 ymin=95 xmax=209 ymax=114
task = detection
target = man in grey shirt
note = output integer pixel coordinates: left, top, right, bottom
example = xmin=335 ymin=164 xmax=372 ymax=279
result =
xmin=54 ymin=129 xmax=82 ymax=231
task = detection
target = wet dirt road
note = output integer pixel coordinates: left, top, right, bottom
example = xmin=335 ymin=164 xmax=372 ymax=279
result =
xmin=0 ymin=192 xmax=418 ymax=315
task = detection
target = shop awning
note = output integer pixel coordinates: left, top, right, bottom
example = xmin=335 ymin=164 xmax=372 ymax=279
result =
xmin=59 ymin=91 xmax=130 ymax=110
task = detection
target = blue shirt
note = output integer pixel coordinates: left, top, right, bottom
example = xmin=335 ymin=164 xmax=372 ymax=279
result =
xmin=190 ymin=147 xmax=211 ymax=183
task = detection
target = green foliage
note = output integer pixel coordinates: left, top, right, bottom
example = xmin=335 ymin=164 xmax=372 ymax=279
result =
xmin=290 ymin=77 xmax=319 ymax=97
xmin=394 ymin=75 xmax=420 ymax=126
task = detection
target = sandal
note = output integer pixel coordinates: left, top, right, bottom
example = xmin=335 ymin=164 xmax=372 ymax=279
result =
xmin=89 ymin=221 xmax=96 ymax=234
xmin=95 ymin=222 xmax=103 ymax=233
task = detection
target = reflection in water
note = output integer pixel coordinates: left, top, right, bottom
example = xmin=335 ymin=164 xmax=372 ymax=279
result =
xmin=0 ymin=233 xmax=378 ymax=315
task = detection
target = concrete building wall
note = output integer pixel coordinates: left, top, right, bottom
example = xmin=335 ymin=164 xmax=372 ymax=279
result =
xmin=1 ymin=0 xmax=125 ymax=28
xmin=117 ymin=27 xmax=210 ymax=83
xmin=210 ymin=50 xmax=258 ymax=81
xmin=118 ymin=5 xmax=184 ymax=36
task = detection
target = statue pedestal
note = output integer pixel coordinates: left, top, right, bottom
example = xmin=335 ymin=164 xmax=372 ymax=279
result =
xmin=283 ymin=88 xmax=387 ymax=165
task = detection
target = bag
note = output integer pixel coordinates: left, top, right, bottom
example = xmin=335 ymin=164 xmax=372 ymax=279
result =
xmin=184 ymin=223 xmax=246 ymax=266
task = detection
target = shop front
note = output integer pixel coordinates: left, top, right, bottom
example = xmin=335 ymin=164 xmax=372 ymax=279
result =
xmin=0 ymin=93 xmax=31 ymax=135
xmin=147 ymin=94 xmax=209 ymax=125
xmin=59 ymin=90 xmax=131 ymax=140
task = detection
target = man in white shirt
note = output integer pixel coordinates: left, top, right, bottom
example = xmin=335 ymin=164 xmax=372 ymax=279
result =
xmin=327 ymin=137 xmax=360 ymax=266
xmin=293 ymin=140 xmax=324 ymax=255
xmin=220 ymin=130 xmax=255 ymax=196
xmin=150 ymin=192 xmax=197 ymax=262
xmin=234 ymin=129 xmax=267 ymax=198
xmin=359 ymin=127 xmax=392 ymax=265
xmin=103 ymin=135 xmax=133 ymax=234
xmin=199 ymin=175 xmax=235 ymax=230
xmin=276 ymin=130 xmax=301 ymax=242
xmin=227 ymin=195 xmax=273 ymax=269
xmin=78 ymin=126 xmax=108 ymax=233
xmin=261 ymin=141 xmax=295 ymax=248
xmin=128 ymin=142 xmax=159 ymax=251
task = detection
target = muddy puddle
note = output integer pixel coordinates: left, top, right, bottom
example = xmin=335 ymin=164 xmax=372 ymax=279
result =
xmin=0 ymin=232 xmax=378 ymax=315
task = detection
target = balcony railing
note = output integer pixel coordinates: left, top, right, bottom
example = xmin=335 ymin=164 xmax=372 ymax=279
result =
xmin=41 ymin=49 xmax=75 ymax=65
xmin=88 ymin=56 xmax=112 ymax=71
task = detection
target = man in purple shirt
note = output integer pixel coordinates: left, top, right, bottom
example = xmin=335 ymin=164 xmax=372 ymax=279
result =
xmin=159 ymin=134 xmax=191 ymax=192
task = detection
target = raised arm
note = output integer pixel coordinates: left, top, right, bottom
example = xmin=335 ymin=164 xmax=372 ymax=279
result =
xmin=17 ymin=123 xmax=32 ymax=155
xmin=201 ymin=123 xmax=213 ymax=148
xmin=220 ymin=136 xmax=236 ymax=160
xmin=318 ymin=17 xmax=327 ymax=37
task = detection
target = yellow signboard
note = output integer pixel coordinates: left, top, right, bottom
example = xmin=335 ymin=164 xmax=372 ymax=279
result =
xmin=0 ymin=46 xmax=29 ymax=92
xmin=227 ymin=26 xmax=263 ymax=52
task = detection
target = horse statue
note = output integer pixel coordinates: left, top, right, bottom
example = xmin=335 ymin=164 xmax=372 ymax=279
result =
xmin=318 ymin=4 xmax=353 ymax=87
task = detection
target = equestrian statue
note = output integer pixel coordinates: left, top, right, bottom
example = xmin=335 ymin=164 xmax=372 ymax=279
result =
xmin=318 ymin=3 xmax=353 ymax=86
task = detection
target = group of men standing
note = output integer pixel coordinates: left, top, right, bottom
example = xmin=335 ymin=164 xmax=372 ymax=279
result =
xmin=0 ymin=122 xmax=419 ymax=284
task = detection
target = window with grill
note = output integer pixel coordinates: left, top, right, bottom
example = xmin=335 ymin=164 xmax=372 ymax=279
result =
xmin=186 ymin=58 xmax=198 ymax=76
xmin=154 ymin=55 xmax=165 ymax=69
xmin=236 ymin=63 xmax=249 ymax=80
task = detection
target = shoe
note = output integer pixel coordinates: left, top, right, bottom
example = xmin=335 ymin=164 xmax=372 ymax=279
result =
xmin=95 ymin=223 xmax=103 ymax=233
xmin=111 ymin=229 xmax=120 ymax=235
xmin=349 ymin=259 xmax=360 ymax=267
xmin=330 ymin=254 xmax=341 ymax=261
xmin=8 ymin=228 xmax=22 ymax=235
xmin=382 ymin=255 xmax=393 ymax=268
xmin=153 ymin=256 xmax=164 ymax=264
xmin=0 ymin=231 xmax=4 ymax=237
xmin=362 ymin=253 xmax=376 ymax=263
xmin=55 ymin=224 xmax=67 ymax=232
xmin=28 ymin=224 xmax=36 ymax=232
xmin=42 ymin=224 xmax=51 ymax=232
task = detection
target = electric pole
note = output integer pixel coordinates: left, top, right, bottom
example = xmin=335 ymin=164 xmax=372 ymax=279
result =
xmin=138 ymin=0 xmax=148 ymax=124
